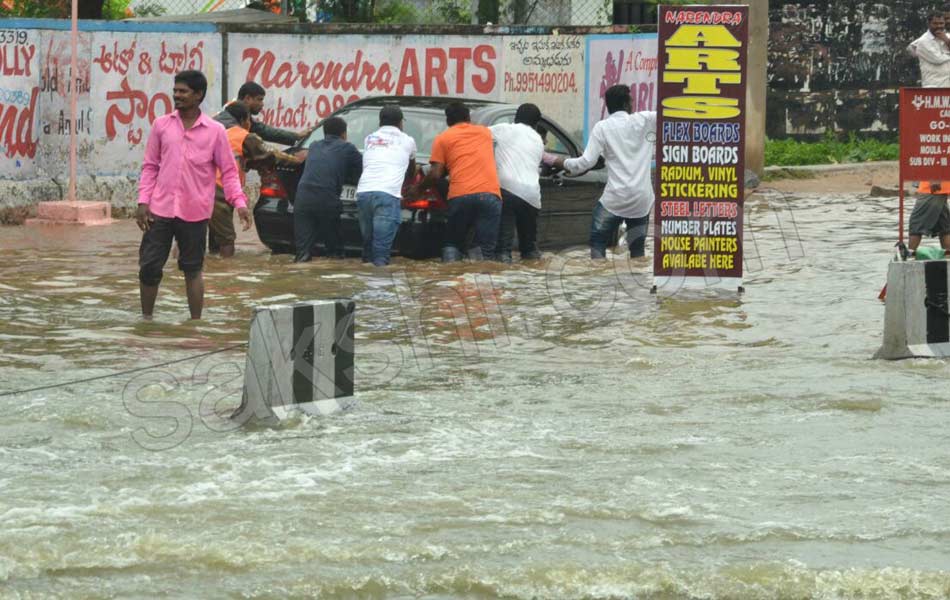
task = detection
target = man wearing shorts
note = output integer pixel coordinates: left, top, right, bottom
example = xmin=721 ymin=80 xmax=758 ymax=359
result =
xmin=136 ymin=70 xmax=251 ymax=320
xmin=908 ymin=180 xmax=950 ymax=257
xmin=209 ymin=102 xmax=300 ymax=258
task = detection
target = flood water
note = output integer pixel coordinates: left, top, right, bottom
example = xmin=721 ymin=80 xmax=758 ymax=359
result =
xmin=1 ymin=190 xmax=949 ymax=598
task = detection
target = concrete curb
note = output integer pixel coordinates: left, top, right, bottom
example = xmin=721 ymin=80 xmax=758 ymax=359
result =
xmin=764 ymin=160 xmax=898 ymax=180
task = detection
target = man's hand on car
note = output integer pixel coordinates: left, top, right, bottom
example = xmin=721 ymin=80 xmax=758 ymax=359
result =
xmin=297 ymin=125 xmax=317 ymax=140
xmin=135 ymin=204 xmax=153 ymax=232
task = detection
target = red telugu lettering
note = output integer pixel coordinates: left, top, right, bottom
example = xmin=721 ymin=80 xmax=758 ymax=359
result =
xmin=104 ymin=77 xmax=171 ymax=143
xmin=93 ymin=41 xmax=136 ymax=75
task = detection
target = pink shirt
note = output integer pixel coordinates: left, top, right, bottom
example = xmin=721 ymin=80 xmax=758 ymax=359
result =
xmin=137 ymin=110 xmax=248 ymax=221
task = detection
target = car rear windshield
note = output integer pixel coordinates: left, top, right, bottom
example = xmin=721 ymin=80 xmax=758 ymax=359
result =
xmin=303 ymin=107 xmax=446 ymax=157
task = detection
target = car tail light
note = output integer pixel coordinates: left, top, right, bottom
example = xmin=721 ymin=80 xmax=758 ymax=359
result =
xmin=260 ymin=171 xmax=288 ymax=199
xmin=403 ymin=196 xmax=446 ymax=211
xmin=401 ymin=171 xmax=447 ymax=211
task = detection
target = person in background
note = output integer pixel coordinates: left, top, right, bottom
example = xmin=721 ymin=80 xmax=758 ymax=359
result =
xmin=411 ymin=102 xmax=501 ymax=262
xmin=906 ymin=180 xmax=950 ymax=258
xmin=907 ymin=12 xmax=950 ymax=87
xmin=355 ymin=105 xmax=418 ymax=267
xmin=209 ymin=102 xmax=302 ymax=258
xmin=554 ymin=84 xmax=656 ymax=259
xmin=136 ymin=69 xmax=251 ymax=320
xmin=214 ymin=81 xmax=313 ymax=146
xmin=490 ymin=103 xmax=545 ymax=262
xmin=903 ymin=11 xmax=950 ymax=260
xmin=293 ymin=117 xmax=362 ymax=262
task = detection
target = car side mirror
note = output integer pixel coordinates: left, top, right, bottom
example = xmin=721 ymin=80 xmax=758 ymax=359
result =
xmin=593 ymin=157 xmax=606 ymax=170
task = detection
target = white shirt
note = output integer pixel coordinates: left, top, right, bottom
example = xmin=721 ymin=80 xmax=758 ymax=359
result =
xmin=910 ymin=31 xmax=950 ymax=87
xmin=564 ymin=110 xmax=657 ymax=219
xmin=356 ymin=126 xmax=417 ymax=198
xmin=489 ymin=123 xmax=544 ymax=209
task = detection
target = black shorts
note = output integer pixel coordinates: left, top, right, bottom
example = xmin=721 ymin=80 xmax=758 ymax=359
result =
xmin=139 ymin=216 xmax=209 ymax=286
xmin=909 ymin=194 xmax=950 ymax=237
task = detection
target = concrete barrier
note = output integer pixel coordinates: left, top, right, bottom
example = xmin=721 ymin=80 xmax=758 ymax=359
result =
xmin=233 ymin=299 xmax=356 ymax=424
xmin=876 ymin=260 xmax=950 ymax=360
xmin=25 ymin=201 xmax=113 ymax=226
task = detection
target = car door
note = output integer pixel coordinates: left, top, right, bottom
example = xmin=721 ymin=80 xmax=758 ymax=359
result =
xmin=535 ymin=119 xmax=606 ymax=251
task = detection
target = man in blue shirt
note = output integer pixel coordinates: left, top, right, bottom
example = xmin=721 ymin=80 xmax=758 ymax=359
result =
xmin=294 ymin=117 xmax=363 ymax=262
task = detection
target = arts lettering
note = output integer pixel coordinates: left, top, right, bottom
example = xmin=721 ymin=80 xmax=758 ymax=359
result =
xmin=661 ymin=24 xmax=743 ymax=120
xmin=242 ymin=45 xmax=496 ymax=96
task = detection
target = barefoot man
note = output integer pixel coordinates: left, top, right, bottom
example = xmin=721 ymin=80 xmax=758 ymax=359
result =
xmin=136 ymin=70 xmax=251 ymax=320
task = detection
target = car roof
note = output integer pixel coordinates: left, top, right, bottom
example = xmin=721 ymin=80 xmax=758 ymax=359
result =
xmin=335 ymin=96 xmax=516 ymax=121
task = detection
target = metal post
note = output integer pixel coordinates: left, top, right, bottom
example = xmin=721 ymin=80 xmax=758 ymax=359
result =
xmin=68 ymin=0 xmax=78 ymax=202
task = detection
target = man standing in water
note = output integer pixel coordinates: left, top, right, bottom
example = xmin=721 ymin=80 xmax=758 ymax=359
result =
xmin=554 ymin=84 xmax=656 ymax=259
xmin=490 ymin=103 xmax=545 ymax=262
xmin=136 ymin=70 xmax=251 ymax=320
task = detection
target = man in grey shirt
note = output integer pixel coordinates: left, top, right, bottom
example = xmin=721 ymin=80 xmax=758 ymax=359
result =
xmin=213 ymin=81 xmax=312 ymax=146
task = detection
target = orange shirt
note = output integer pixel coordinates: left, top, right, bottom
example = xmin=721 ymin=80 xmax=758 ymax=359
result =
xmin=430 ymin=122 xmax=501 ymax=200
xmin=917 ymin=181 xmax=950 ymax=195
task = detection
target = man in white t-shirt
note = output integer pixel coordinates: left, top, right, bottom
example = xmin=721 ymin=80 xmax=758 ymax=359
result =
xmin=554 ymin=84 xmax=656 ymax=259
xmin=355 ymin=105 xmax=418 ymax=266
xmin=490 ymin=103 xmax=545 ymax=262
xmin=908 ymin=11 xmax=950 ymax=87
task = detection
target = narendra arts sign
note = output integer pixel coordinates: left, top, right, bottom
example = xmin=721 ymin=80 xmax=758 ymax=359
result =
xmin=653 ymin=5 xmax=748 ymax=290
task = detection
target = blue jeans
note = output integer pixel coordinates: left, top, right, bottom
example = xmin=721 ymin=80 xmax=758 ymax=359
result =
xmin=356 ymin=191 xmax=401 ymax=266
xmin=590 ymin=201 xmax=650 ymax=259
xmin=444 ymin=192 xmax=502 ymax=262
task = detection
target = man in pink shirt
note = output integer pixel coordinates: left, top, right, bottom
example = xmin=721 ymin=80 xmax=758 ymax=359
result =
xmin=136 ymin=70 xmax=251 ymax=320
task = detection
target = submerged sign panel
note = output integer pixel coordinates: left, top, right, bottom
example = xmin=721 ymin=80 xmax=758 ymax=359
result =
xmin=653 ymin=5 xmax=748 ymax=289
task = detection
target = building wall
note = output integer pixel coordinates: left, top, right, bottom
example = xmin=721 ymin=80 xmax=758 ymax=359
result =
xmin=768 ymin=0 xmax=925 ymax=137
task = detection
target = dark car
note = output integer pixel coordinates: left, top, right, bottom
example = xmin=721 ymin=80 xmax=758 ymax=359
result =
xmin=254 ymin=96 xmax=606 ymax=258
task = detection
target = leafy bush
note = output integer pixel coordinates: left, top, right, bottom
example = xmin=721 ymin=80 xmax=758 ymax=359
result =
xmin=0 ymin=0 xmax=65 ymax=18
xmin=765 ymin=132 xmax=899 ymax=166
xmin=374 ymin=0 xmax=417 ymax=23
xmin=103 ymin=0 xmax=133 ymax=19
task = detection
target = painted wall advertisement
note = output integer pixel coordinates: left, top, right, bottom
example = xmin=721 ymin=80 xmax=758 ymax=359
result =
xmin=1 ymin=28 xmax=42 ymax=178
xmin=1 ymin=26 xmax=222 ymax=179
xmin=584 ymin=33 xmax=658 ymax=143
xmin=653 ymin=5 xmax=748 ymax=288
xmin=502 ymin=35 xmax=584 ymax=141
xmin=3 ymin=26 xmax=650 ymax=181
xmin=228 ymin=34 xmax=502 ymax=132
xmin=92 ymin=32 xmax=221 ymax=174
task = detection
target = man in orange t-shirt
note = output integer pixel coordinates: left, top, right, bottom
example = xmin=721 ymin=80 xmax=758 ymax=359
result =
xmin=908 ymin=180 xmax=950 ymax=257
xmin=412 ymin=102 xmax=501 ymax=262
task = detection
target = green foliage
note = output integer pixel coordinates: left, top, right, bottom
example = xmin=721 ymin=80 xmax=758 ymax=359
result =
xmin=426 ymin=0 xmax=471 ymax=23
xmin=0 ymin=0 xmax=65 ymax=18
xmin=765 ymin=132 xmax=899 ymax=167
xmin=103 ymin=0 xmax=132 ymax=19
xmin=374 ymin=0 xmax=417 ymax=22
xmin=132 ymin=0 xmax=167 ymax=16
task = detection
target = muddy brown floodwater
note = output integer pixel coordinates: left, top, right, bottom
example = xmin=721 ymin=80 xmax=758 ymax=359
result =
xmin=2 ymin=180 xmax=950 ymax=598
